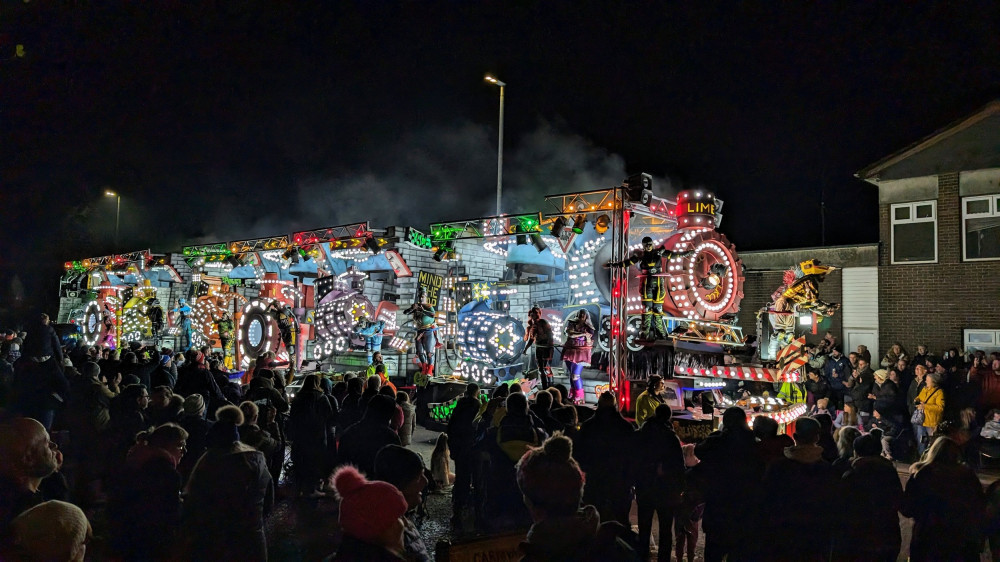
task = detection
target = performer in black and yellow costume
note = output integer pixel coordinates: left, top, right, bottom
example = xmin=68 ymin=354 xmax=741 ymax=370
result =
xmin=605 ymin=236 xmax=692 ymax=340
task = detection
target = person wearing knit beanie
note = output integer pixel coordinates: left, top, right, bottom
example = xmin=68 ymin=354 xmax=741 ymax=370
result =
xmin=515 ymin=434 xmax=637 ymax=560
xmin=10 ymin=500 xmax=91 ymax=562
xmin=330 ymin=465 xmax=408 ymax=561
xmin=183 ymin=393 xmax=206 ymax=417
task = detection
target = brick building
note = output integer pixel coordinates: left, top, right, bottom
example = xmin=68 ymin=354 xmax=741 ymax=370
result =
xmin=857 ymin=100 xmax=1000 ymax=356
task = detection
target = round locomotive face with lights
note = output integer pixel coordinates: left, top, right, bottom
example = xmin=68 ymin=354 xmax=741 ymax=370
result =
xmin=237 ymin=298 xmax=282 ymax=367
xmin=662 ymin=229 xmax=744 ymax=322
xmin=81 ymin=300 xmax=104 ymax=346
xmin=457 ymin=312 xmax=526 ymax=367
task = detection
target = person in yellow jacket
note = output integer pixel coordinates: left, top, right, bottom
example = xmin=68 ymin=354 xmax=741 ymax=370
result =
xmin=777 ymin=381 xmax=807 ymax=404
xmin=635 ymin=375 xmax=665 ymax=427
xmin=915 ymin=371 xmax=946 ymax=431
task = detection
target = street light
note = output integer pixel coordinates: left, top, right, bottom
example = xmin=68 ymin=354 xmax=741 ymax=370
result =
xmin=484 ymin=74 xmax=505 ymax=216
xmin=105 ymin=190 xmax=120 ymax=250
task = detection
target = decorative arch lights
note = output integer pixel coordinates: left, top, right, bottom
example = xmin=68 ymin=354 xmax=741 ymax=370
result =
xmin=568 ymin=236 xmax=606 ymax=305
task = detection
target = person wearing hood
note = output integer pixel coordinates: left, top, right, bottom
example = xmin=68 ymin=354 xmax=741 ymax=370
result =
xmin=174 ymin=349 xmax=227 ymax=413
xmin=374 ymin=445 xmax=431 ymax=562
xmin=481 ymin=392 xmax=546 ymax=528
xmin=338 ymin=394 xmax=401 ymax=477
xmin=516 ymin=433 xmax=638 ymax=561
xmin=634 ymin=375 xmax=665 ymax=427
xmin=183 ymin=405 xmax=274 ymax=562
xmin=694 ymin=407 xmax=765 ymax=561
xmin=575 ymin=391 xmax=635 ymax=526
xmin=634 ymin=404 xmax=685 ymax=561
xmin=245 ymin=370 xmax=289 ymax=414
xmin=761 ymin=416 xmax=840 ymax=561
xmin=108 ymin=423 xmax=187 ymax=561
xmin=287 ymin=374 xmax=337 ymax=496
xmin=870 ymin=369 xmax=900 ymax=421
xmin=835 ymin=433 xmax=903 ymax=561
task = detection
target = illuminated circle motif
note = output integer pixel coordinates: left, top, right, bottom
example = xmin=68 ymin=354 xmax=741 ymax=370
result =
xmin=456 ymin=361 xmax=489 ymax=384
xmin=311 ymin=338 xmax=336 ymax=361
xmin=569 ymin=236 xmax=607 ymax=305
xmin=81 ymin=301 xmax=104 ymax=346
xmin=247 ymin=319 xmax=264 ymax=347
xmin=457 ymin=312 xmax=526 ymax=367
xmin=663 ymin=229 xmax=744 ymax=322
xmin=190 ymin=296 xmax=233 ymax=349
xmin=119 ymin=296 xmax=152 ymax=344
xmin=597 ymin=315 xmax=644 ymax=352
xmin=237 ymin=298 xmax=282 ymax=368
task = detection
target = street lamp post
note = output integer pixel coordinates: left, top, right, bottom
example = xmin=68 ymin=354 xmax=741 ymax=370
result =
xmin=105 ymin=190 xmax=120 ymax=250
xmin=485 ymin=75 xmax=505 ymax=216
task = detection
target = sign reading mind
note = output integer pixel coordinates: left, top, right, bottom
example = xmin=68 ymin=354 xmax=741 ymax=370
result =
xmin=418 ymin=271 xmax=444 ymax=307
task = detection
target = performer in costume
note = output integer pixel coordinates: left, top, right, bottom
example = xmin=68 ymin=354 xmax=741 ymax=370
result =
xmin=147 ymin=297 xmax=165 ymax=346
xmin=562 ymin=309 xmax=594 ymax=404
xmin=524 ymin=306 xmax=555 ymax=389
xmin=404 ymin=293 xmax=437 ymax=380
xmin=605 ymin=236 xmax=693 ymax=340
xmin=213 ymin=298 xmax=235 ymax=367
xmin=101 ymin=303 xmax=117 ymax=349
xmin=354 ymin=314 xmax=385 ymax=365
xmin=269 ymin=302 xmax=298 ymax=380
xmin=171 ymin=298 xmax=192 ymax=351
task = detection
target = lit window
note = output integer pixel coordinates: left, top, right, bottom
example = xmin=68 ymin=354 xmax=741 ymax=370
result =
xmin=963 ymin=195 xmax=1000 ymax=261
xmin=890 ymin=201 xmax=936 ymax=264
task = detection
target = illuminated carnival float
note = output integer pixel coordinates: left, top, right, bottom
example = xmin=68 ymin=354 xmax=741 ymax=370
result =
xmin=59 ymin=251 xmax=181 ymax=350
xmin=56 ymin=174 xmax=836 ymax=435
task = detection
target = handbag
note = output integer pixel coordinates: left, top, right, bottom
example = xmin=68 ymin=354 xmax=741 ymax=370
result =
xmin=910 ymin=388 xmax=939 ymax=425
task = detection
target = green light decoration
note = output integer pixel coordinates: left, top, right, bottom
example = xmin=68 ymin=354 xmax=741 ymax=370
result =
xmin=429 ymin=213 xmax=543 ymax=244
xmin=182 ymin=243 xmax=230 ymax=257
xmin=428 ymin=390 xmax=490 ymax=423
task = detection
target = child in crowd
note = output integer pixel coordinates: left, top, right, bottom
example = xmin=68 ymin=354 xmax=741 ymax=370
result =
xmin=430 ymin=432 xmax=455 ymax=489
xmin=982 ymin=409 xmax=1000 ymax=439
xmin=834 ymin=403 xmax=859 ymax=430
xmin=808 ymin=397 xmax=834 ymax=419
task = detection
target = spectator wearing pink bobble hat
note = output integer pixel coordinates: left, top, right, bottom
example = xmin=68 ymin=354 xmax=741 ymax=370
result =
xmin=329 ymin=465 xmax=408 ymax=561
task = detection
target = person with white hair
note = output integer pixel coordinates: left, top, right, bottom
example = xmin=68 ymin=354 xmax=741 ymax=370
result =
xmin=9 ymin=500 xmax=91 ymax=562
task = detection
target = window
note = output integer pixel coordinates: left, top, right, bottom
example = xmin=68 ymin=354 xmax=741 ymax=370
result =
xmin=890 ymin=201 xmax=936 ymax=264
xmin=963 ymin=195 xmax=1000 ymax=261
xmin=964 ymin=329 xmax=1000 ymax=354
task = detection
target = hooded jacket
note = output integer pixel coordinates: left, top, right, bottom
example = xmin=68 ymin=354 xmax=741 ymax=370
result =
xmin=518 ymin=505 xmax=638 ymax=561
xmin=836 ymin=455 xmax=903 ymax=558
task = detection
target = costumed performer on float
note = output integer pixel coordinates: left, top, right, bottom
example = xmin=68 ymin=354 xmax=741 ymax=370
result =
xmin=524 ymin=306 xmax=555 ymax=390
xmin=171 ymin=298 xmax=192 ymax=351
xmin=562 ymin=309 xmax=594 ymax=404
xmin=267 ymin=302 xmax=299 ymax=381
xmin=354 ymin=314 xmax=385 ymax=366
xmin=404 ymin=292 xmax=438 ymax=379
xmin=604 ymin=236 xmax=693 ymax=340
xmin=213 ymin=298 xmax=235 ymax=368
xmin=147 ymin=297 xmax=164 ymax=346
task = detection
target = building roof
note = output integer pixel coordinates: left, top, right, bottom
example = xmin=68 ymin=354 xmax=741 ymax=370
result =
xmin=856 ymin=100 xmax=1000 ymax=184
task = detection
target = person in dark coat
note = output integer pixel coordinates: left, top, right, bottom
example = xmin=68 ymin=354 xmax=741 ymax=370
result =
xmin=0 ymin=417 xmax=63 ymax=537
xmin=374 ymin=445 xmax=432 ymax=562
xmin=480 ymin=392 xmax=546 ymax=528
xmin=761 ymin=416 xmax=840 ymax=561
xmin=121 ymin=346 xmax=161 ymax=391
xmin=446 ymin=383 xmax=482 ymax=527
xmin=804 ymin=367 xmax=831 ymax=407
xmin=244 ymin=374 xmax=289 ymax=415
xmin=173 ymin=350 xmax=226 ymax=413
xmin=634 ymin=405 xmax=685 ymax=561
xmin=108 ymin=423 xmax=187 ymax=562
xmin=337 ymin=377 xmax=365 ymax=435
xmin=835 ymin=433 xmax=904 ymax=561
xmin=516 ymin=434 xmax=638 ymax=562
xmin=529 ymin=388 xmax=565 ymax=437
xmin=287 ymin=374 xmax=336 ymax=496
xmin=813 ymin=412 xmax=839 ymax=462
xmin=13 ymin=314 xmax=69 ymax=430
xmin=846 ymin=358 xmax=876 ymax=430
xmin=149 ymin=350 xmax=177 ymax=389
xmin=901 ymin=437 xmax=985 ymax=562
xmin=183 ymin=406 xmax=274 ymax=562
xmin=694 ymin=407 xmax=765 ymax=562
xmin=177 ymin=394 xmax=213 ymax=485
xmin=209 ymin=359 xmax=242 ymax=405
xmin=575 ymin=391 xmax=635 ymax=526
xmin=338 ymin=394 xmax=401 ymax=477
xmin=871 ymin=369 xmax=901 ymax=420
xmin=105 ymin=384 xmax=151 ymax=463
xmin=753 ymin=415 xmax=794 ymax=469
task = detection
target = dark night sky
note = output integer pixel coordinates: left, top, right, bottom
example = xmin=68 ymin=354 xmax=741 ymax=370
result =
xmin=1 ymin=2 xmax=998 ymax=313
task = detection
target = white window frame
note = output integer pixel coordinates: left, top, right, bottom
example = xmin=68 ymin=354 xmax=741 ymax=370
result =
xmin=964 ymin=329 xmax=1000 ymax=353
xmin=890 ymin=200 xmax=937 ymax=264
xmin=962 ymin=194 xmax=1000 ymax=262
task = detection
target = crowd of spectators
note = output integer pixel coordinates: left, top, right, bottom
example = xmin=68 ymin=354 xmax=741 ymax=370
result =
xmin=4 ymin=313 xmax=1000 ymax=561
